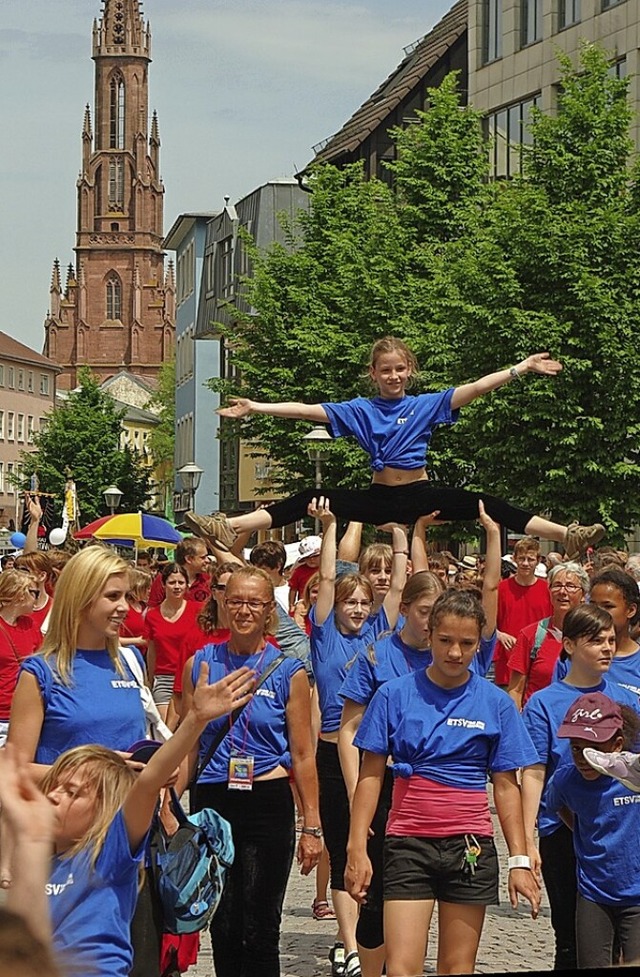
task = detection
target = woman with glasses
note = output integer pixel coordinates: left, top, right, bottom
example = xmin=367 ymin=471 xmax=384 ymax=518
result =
xmin=309 ymin=497 xmax=407 ymax=977
xmin=176 ymin=564 xmax=322 ymax=977
xmin=507 ymin=562 xmax=589 ymax=711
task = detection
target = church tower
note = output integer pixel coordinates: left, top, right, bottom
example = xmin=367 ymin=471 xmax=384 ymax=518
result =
xmin=43 ymin=0 xmax=175 ymax=390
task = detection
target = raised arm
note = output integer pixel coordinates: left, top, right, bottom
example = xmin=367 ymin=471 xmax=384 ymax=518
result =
xmin=478 ymin=500 xmax=501 ymax=638
xmin=450 ymin=353 xmax=562 ymax=411
xmin=23 ymin=494 xmax=43 ymax=555
xmin=308 ymin=497 xmax=337 ymax=627
xmin=410 ymin=511 xmax=443 ymax=573
xmin=217 ymin=397 xmax=329 ymax=423
xmin=382 ymin=525 xmax=409 ymax=628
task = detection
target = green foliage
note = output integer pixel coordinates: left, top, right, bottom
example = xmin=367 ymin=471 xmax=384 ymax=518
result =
xmin=210 ymin=45 xmax=640 ymax=542
xmin=146 ymin=358 xmax=176 ymax=471
xmin=20 ymin=368 xmax=152 ymax=523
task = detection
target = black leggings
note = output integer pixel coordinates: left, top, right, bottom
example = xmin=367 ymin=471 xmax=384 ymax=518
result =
xmin=539 ymin=824 xmax=577 ymax=971
xmin=265 ymin=482 xmax=533 ymax=534
xmin=316 ymin=739 xmax=350 ymax=891
xmin=193 ymin=778 xmax=295 ymax=977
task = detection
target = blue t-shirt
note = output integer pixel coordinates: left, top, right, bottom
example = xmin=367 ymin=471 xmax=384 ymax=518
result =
xmin=193 ymin=641 xmax=304 ymax=783
xmin=21 ymin=650 xmax=146 ymax=764
xmin=321 ymin=390 xmax=458 ymax=473
xmin=546 ymin=763 xmax=640 ymax=906
xmin=554 ymin=651 xmax=640 ymax=696
xmin=339 ymin=629 xmax=497 ymax=706
xmin=310 ymin=605 xmax=390 ymax=733
xmin=354 ymin=669 xmax=538 ymax=789
xmin=49 ymin=809 xmax=145 ymax=977
xmin=522 ymin=677 xmax=640 ymax=836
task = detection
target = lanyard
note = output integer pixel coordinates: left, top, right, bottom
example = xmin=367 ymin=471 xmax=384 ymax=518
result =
xmin=224 ymin=644 xmax=267 ymax=756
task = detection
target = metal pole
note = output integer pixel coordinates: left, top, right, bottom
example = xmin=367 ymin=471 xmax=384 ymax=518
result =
xmin=314 ymin=452 xmax=322 ymax=533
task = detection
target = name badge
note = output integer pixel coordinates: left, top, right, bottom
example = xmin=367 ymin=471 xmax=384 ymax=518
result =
xmin=228 ymin=754 xmax=254 ymax=790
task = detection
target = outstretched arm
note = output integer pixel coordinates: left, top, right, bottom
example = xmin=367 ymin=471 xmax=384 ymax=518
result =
xmin=308 ymin=497 xmax=337 ymax=627
xmin=478 ymin=500 xmax=501 ymax=638
xmin=382 ymin=525 xmax=409 ymax=628
xmin=217 ymin=397 xmax=329 ymax=423
xmin=123 ymin=663 xmax=255 ymax=850
xmin=450 ymin=353 xmax=562 ymax=410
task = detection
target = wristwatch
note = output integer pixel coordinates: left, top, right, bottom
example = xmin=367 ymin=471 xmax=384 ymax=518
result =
xmin=301 ymin=826 xmax=323 ymax=838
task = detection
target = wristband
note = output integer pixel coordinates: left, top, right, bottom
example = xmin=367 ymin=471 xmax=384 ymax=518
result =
xmin=508 ymin=854 xmax=531 ymax=871
xmin=509 ymin=366 xmax=523 ymax=381
xmin=301 ymin=826 xmax=323 ymax=838
xmin=393 ymin=550 xmax=409 ymax=555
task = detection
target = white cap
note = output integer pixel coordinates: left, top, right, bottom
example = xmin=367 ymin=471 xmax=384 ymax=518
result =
xmin=298 ymin=536 xmax=322 ymax=559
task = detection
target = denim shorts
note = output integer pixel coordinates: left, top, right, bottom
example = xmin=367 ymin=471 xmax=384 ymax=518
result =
xmin=384 ymin=833 xmax=499 ymax=904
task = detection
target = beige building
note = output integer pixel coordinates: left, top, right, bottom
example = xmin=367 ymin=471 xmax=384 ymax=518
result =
xmin=468 ymin=0 xmax=639 ymax=178
xmin=0 ymin=333 xmax=60 ymax=529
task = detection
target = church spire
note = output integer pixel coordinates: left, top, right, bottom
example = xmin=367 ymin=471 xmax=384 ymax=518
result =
xmin=93 ymin=1 xmax=150 ymax=57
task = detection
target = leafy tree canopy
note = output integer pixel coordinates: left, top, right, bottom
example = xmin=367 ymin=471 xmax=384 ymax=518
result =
xmin=21 ymin=368 xmax=152 ymax=524
xmin=212 ymin=43 xmax=640 ymax=542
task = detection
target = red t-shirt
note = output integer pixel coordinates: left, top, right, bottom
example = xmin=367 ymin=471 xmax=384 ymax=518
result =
xmin=0 ymin=615 xmax=44 ymax=718
xmin=120 ymin=606 xmax=150 ymax=653
xmin=494 ymin=577 xmax=552 ymax=685
xmin=145 ymin=601 xmax=203 ymax=676
xmin=288 ymin=563 xmax=318 ymax=603
xmin=147 ymin=571 xmax=211 ymax=608
xmin=508 ymin=619 xmax=562 ymax=707
xmin=173 ymin=626 xmax=231 ymax=694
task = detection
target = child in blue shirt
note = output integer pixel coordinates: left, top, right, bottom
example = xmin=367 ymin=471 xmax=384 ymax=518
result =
xmin=3 ymin=664 xmax=254 ymax=977
xmin=194 ymin=337 xmax=602 ymax=560
xmin=546 ymin=691 xmax=640 ymax=968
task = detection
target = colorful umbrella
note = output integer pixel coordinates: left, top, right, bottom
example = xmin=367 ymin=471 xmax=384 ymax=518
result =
xmin=78 ymin=512 xmax=182 ymax=548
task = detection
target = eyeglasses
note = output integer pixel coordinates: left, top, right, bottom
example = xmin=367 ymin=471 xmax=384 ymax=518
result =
xmin=550 ymin=582 xmax=582 ymax=593
xmin=341 ymin=599 xmax=373 ymax=610
xmin=225 ymin=598 xmax=272 ymax=612
xmin=213 ymin=583 xmax=227 ymax=592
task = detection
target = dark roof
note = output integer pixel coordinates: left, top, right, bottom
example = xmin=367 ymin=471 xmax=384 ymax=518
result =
xmin=308 ymin=0 xmax=467 ymax=166
xmin=0 ymin=330 xmax=61 ymax=371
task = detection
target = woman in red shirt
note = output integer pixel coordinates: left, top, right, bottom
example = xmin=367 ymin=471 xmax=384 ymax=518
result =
xmin=119 ymin=567 xmax=152 ymax=655
xmin=145 ymin=563 xmax=202 ymax=722
xmin=0 ymin=570 xmax=43 ymax=747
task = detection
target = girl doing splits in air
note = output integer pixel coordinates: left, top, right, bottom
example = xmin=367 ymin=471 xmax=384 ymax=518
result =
xmin=188 ymin=338 xmax=603 ymax=558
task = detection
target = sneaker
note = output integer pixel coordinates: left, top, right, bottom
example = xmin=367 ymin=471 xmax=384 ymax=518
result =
xmin=329 ymin=942 xmax=346 ymax=977
xmin=583 ymin=748 xmax=640 ymax=792
xmin=344 ymin=950 xmax=362 ymax=977
xmin=564 ymin=522 xmax=605 ymax=560
xmin=183 ymin=511 xmax=237 ymax=549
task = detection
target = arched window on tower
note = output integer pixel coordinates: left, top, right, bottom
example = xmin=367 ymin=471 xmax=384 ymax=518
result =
xmin=94 ymin=165 xmax=102 ymax=221
xmin=108 ymin=158 xmax=124 ymax=211
xmin=110 ymin=76 xmax=125 ymax=149
xmin=106 ymin=277 xmax=122 ymax=320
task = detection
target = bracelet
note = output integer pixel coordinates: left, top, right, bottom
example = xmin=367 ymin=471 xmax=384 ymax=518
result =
xmin=509 ymin=366 xmax=523 ymax=381
xmin=508 ymin=854 xmax=531 ymax=871
xmin=393 ymin=550 xmax=409 ymax=555
xmin=301 ymin=826 xmax=323 ymax=838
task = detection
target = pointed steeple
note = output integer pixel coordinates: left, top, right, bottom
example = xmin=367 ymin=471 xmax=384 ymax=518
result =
xmin=82 ymin=104 xmax=93 ymax=169
xmin=93 ymin=0 xmax=150 ymax=57
xmin=50 ymin=259 xmax=62 ymax=319
xmin=51 ymin=258 xmax=61 ymax=293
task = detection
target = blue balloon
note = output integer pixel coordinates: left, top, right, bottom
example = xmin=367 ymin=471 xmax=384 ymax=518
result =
xmin=10 ymin=532 xmax=26 ymax=549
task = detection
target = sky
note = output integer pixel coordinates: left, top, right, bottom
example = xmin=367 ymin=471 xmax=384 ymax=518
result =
xmin=1 ymin=0 xmax=453 ymax=354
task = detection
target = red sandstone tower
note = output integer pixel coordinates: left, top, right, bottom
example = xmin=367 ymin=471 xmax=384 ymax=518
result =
xmin=43 ymin=0 xmax=175 ymax=390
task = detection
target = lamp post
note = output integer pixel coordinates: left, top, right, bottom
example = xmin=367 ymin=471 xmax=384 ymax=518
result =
xmin=103 ymin=484 xmax=123 ymax=516
xmin=177 ymin=462 xmax=204 ymax=513
xmin=302 ymin=426 xmax=332 ymax=531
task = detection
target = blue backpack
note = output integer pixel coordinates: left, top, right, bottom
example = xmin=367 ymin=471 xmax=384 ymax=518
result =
xmin=149 ymin=788 xmax=234 ymax=935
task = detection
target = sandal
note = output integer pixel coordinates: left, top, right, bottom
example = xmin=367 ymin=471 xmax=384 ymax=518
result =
xmin=329 ymin=942 xmax=346 ymax=977
xmin=311 ymin=897 xmax=335 ymax=920
xmin=344 ymin=950 xmax=362 ymax=977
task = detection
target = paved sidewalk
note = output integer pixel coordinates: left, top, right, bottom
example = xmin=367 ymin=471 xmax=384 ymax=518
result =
xmin=187 ymin=794 xmax=555 ymax=976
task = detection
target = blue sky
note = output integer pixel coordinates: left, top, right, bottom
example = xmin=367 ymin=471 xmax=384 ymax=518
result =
xmin=0 ymin=0 xmax=453 ymax=353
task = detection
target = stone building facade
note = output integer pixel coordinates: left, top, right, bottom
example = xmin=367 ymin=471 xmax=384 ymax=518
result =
xmin=43 ymin=0 xmax=175 ymax=390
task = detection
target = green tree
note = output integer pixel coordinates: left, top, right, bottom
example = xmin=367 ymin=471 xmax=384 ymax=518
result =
xmin=20 ymin=368 xmax=152 ymax=524
xmin=146 ymin=358 xmax=176 ymax=515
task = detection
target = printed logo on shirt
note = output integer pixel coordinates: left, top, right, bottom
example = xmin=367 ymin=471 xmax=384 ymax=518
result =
xmin=446 ymin=718 xmax=486 ymax=730
xmin=613 ymin=795 xmax=640 ymax=806
xmin=618 ymin=681 xmax=640 ymax=697
xmin=111 ymin=679 xmax=138 ymax=689
xmin=46 ymin=872 xmax=74 ymax=896
xmin=255 ymin=688 xmax=275 ymax=700
xmin=396 ymin=411 xmax=415 ymax=425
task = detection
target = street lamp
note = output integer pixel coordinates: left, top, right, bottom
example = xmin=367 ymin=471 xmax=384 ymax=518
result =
xmin=103 ymin=484 xmax=123 ymax=516
xmin=302 ymin=426 xmax=332 ymax=531
xmin=177 ymin=462 xmax=204 ymax=512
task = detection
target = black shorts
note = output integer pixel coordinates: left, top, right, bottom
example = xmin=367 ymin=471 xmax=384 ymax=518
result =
xmin=384 ymin=834 xmax=499 ymax=905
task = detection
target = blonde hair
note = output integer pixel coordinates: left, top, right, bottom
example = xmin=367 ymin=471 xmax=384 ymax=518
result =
xmin=226 ymin=565 xmax=280 ymax=635
xmin=127 ymin=567 xmax=153 ymax=603
xmin=40 ymin=745 xmax=135 ymax=867
xmin=368 ymin=337 xmax=419 ymax=375
xmin=513 ymin=536 xmax=540 ymax=558
xmin=334 ymin=572 xmax=375 ymax=606
xmin=359 ymin=543 xmax=392 ymax=575
xmin=40 ymin=547 xmax=130 ymax=684
xmin=0 ymin=569 xmax=39 ymax=607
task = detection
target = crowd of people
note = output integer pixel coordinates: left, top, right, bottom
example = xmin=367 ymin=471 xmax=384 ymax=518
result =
xmin=1 ymin=337 xmax=640 ymax=977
